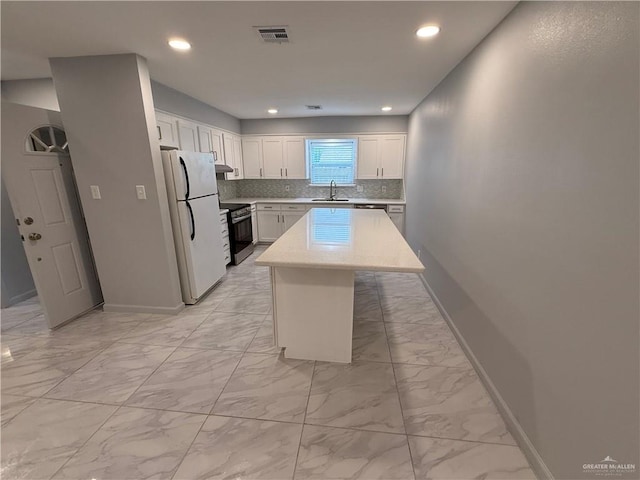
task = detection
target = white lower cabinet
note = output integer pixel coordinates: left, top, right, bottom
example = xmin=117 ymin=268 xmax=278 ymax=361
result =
xmin=387 ymin=204 xmax=405 ymax=236
xmin=257 ymin=204 xmax=306 ymax=242
xmin=220 ymin=212 xmax=231 ymax=265
xmin=250 ymin=204 xmax=258 ymax=244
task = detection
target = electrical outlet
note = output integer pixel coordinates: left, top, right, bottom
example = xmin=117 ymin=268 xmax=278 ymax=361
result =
xmin=90 ymin=185 xmax=101 ymax=199
xmin=381 ymin=185 xmax=387 ymax=193
xmin=136 ymin=185 xmax=147 ymax=200
xmin=417 ymin=249 xmax=421 ymax=259
xmin=356 ymin=184 xmax=364 ymax=193
xmin=285 ymin=185 xmax=290 ymax=192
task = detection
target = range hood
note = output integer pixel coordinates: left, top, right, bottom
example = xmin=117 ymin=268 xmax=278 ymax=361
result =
xmin=215 ymin=164 xmax=233 ymax=173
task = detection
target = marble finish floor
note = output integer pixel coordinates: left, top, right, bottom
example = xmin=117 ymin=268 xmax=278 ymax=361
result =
xmin=1 ymin=247 xmax=536 ymax=479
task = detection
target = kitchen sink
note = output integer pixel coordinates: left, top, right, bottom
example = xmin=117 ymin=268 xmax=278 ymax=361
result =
xmin=311 ymin=198 xmax=350 ymax=202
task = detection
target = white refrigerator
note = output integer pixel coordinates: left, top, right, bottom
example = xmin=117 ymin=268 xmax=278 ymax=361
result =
xmin=162 ymin=150 xmax=226 ymax=304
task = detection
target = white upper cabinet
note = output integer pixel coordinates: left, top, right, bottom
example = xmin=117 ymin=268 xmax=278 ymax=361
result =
xmin=156 ymin=111 xmax=179 ymax=148
xmin=378 ymin=135 xmax=405 ymax=179
xmin=357 ymin=136 xmax=380 ymax=179
xmin=262 ymin=137 xmax=285 ymax=178
xmin=210 ymin=129 xmax=224 ymax=165
xmin=223 ymin=132 xmax=243 ymax=180
xmin=283 ymin=136 xmax=307 ymax=179
xmin=177 ymin=119 xmax=198 ymax=152
xmin=356 ymin=135 xmax=405 ymax=179
xmin=197 ymin=125 xmax=213 ymax=153
xmin=241 ymin=136 xmax=308 ymax=179
xmin=242 ymin=137 xmax=263 ymax=179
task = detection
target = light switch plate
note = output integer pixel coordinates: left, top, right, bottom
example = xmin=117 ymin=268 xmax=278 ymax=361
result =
xmin=90 ymin=185 xmax=101 ymax=199
xmin=136 ymin=185 xmax=147 ymax=200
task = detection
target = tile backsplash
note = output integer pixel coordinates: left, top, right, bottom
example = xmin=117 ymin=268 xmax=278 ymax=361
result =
xmin=218 ymin=179 xmax=403 ymax=200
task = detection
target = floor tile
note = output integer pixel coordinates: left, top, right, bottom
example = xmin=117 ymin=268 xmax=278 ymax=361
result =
xmin=120 ymin=313 xmax=208 ymax=347
xmin=1 ymin=394 xmax=37 ymax=426
xmin=1 ymin=340 xmax=108 ymax=397
xmin=376 ymin=273 xmax=427 ymax=298
xmin=126 ymin=348 xmax=242 ymax=414
xmin=215 ymin=291 xmax=273 ymax=315
xmin=213 ymin=352 xmax=314 ymax=423
xmin=246 ymin=317 xmax=282 ymax=354
xmin=408 ymin=436 xmax=535 ymax=479
xmin=53 ymin=407 xmax=205 ymax=480
xmin=386 ymin=322 xmax=470 ymax=367
xmin=394 ymin=364 xmax=513 ymax=444
xmin=174 ymin=415 xmax=302 ymax=480
xmin=1 ymin=334 xmax=50 ymax=364
xmin=1 ymin=313 xmax=49 ymax=336
xmin=181 ymin=311 xmax=264 ymax=351
xmin=381 ymin=296 xmax=443 ymax=324
xmin=306 ymin=361 xmax=405 ymax=433
xmin=1 ymin=301 xmax=43 ymax=332
xmin=1 ymin=398 xmax=116 ymax=480
xmin=52 ymin=310 xmax=151 ymax=341
xmin=46 ymin=342 xmax=175 ymax=404
xmin=352 ymin=320 xmax=391 ymax=362
xmin=353 ymin=293 xmax=384 ymax=322
xmin=295 ymin=425 xmax=414 ymax=479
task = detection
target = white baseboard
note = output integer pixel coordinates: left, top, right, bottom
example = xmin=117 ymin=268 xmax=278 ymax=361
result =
xmin=418 ymin=273 xmax=554 ymax=480
xmin=102 ymin=302 xmax=185 ymax=315
xmin=2 ymin=289 xmax=37 ymax=308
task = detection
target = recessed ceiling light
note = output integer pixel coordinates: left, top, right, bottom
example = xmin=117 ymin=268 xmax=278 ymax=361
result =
xmin=267 ymin=108 xmax=278 ymax=114
xmin=416 ymin=25 xmax=440 ymax=38
xmin=168 ymin=38 xmax=191 ymax=50
xmin=381 ymin=106 xmax=393 ymax=112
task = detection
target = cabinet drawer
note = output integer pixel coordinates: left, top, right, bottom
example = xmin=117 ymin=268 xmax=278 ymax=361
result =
xmin=219 ymin=214 xmax=228 ymax=224
xmin=257 ymin=203 xmax=281 ymax=211
xmin=387 ymin=204 xmax=405 ymax=213
xmin=220 ymin=223 xmax=229 ymax=235
xmin=281 ymin=204 xmax=306 ymax=212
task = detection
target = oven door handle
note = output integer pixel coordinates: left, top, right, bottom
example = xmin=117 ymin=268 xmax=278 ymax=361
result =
xmin=231 ymin=213 xmax=252 ymax=224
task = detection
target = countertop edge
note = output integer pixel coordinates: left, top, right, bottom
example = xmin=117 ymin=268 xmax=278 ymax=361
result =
xmin=221 ymin=197 xmax=406 ymax=205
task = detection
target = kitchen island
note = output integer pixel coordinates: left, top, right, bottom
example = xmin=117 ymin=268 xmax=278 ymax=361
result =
xmin=255 ymin=207 xmax=424 ymax=363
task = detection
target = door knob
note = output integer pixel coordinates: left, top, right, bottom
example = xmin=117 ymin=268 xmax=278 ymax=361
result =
xmin=28 ymin=233 xmax=42 ymax=241
xmin=24 ymin=217 xmax=34 ymax=225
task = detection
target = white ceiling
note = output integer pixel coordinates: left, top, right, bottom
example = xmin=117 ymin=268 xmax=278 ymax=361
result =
xmin=1 ymin=1 xmax=516 ymax=119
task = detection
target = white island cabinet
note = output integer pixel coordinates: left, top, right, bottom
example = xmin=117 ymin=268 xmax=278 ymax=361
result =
xmin=255 ymin=208 xmax=423 ymax=363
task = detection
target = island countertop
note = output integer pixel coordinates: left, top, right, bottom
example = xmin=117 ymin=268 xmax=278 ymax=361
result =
xmin=255 ymin=208 xmax=424 ymax=272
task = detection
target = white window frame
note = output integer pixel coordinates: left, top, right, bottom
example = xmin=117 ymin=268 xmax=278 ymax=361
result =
xmin=306 ymin=138 xmax=358 ymax=186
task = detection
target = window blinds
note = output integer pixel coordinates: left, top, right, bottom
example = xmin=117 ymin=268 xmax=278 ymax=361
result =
xmin=308 ymin=139 xmax=357 ymax=185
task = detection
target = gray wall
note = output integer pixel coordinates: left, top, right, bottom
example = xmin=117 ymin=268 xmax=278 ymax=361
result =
xmin=50 ymin=54 xmax=183 ymax=314
xmin=1 ymin=179 xmax=36 ymax=308
xmin=1 ymin=78 xmax=60 ymax=111
xmin=151 ymin=81 xmax=240 ymax=133
xmin=241 ymin=115 xmax=408 ymax=135
xmin=404 ymin=2 xmax=639 ymax=479
xmin=1 ymin=78 xmax=241 ymax=134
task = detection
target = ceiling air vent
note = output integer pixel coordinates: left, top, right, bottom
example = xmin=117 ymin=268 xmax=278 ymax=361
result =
xmin=255 ymin=26 xmax=290 ymax=44
xmin=306 ymin=105 xmax=323 ymax=110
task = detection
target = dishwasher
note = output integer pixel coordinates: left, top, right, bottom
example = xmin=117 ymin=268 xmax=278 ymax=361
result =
xmin=354 ymin=204 xmax=387 ymax=212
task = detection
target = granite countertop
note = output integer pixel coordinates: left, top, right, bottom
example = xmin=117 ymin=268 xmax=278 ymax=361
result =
xmin=255 ymin=208 xmax=423 ymax=272
xmin=222 ymin=197 xmax=405 ymax=205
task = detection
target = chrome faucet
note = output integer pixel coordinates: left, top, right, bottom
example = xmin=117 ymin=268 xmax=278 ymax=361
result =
xmin=329 ymin=180 xmax=337 ymax=200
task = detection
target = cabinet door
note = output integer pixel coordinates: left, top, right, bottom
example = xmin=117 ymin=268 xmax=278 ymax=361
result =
xmin=222 ymin=133 xmax=237 ymax=180
xmin=251 ymin=210 xmax=258 ymax=245
xmin=242 ymin=137 xmax=263 ymax=179
xmin=262 ymin=137 xmax=284 ymax=178
xmin=283 ymin=136 xmax=307 ymax=179
xmin=257 ymin=210 xmax=282 ymax=242
xmin=379 ymin=135 xmax=405 ymax=179
xmin=197 ymin=125 xmax=213 ymax=154
xmin=282 ymin=211 xmax=305 ymax=233
xmin=210 ymin=129 xmax=224 ymax=165
xmin=177 ymin=119 xmax=198 ymax=152
xmin=357 ymin=136 xmax=379 ymax=179
xmin=233 ymin=136 xmax=244 ymax=179
xmin=156 ymin=111 xmax=179 ymax=148
xmin=388 ymin=212 xmax=405 ymax=235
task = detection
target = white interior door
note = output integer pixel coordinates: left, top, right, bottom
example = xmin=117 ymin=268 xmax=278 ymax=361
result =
xmin=176 ymin=196 xmax=226 ymax=302
xmin=3 ymin=148 xmax=102 ymax=328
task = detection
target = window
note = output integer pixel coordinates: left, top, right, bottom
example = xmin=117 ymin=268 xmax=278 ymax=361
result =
xmin=26 ymin=126 xmax=69 ymax=154
xmin=307 ymin=138 xmax=357 ymax=185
